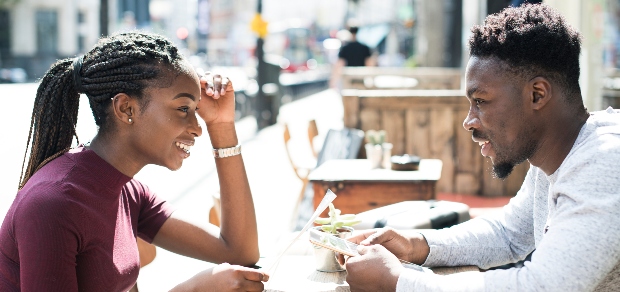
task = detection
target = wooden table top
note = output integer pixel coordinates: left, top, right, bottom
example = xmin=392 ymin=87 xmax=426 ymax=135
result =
xmin=261 ymin=231 xmax=478 ymax=292
xmin=308 ymin=159 xmax=443 ymax=183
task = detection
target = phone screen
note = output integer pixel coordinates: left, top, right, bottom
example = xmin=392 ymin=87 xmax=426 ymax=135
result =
xmin=308 ymin=228 xmax=360 ymax=257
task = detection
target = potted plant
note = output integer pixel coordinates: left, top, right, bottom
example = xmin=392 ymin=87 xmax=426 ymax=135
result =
xmin=311 ymin=203 xmax=361 ymax=272
xmin=365 ymin=130 xmax=393 ymax=169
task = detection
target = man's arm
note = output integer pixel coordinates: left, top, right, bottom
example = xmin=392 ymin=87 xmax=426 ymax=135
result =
xmin=420 ymin=167 xmax=537 ymax=269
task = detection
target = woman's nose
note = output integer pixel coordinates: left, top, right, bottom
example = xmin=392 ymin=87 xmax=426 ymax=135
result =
xmin=189 ymin=114 xmax=203 ymax=137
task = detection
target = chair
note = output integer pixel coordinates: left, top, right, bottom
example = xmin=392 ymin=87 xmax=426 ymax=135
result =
xmin=284 ymin=120 xmax=320 ymax=213
xmin=208 ymin=191 xmax=221 ymax=226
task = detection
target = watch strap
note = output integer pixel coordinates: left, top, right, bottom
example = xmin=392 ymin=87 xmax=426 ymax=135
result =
xmin=212 ymin=145 xmax=242 ymax=158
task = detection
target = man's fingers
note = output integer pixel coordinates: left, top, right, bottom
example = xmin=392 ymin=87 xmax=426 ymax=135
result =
xmin=242 ymin=280 xmax=265 ymax=292
xmin=356 ymin=244 xmax=370 ymax=255
xmin=242 ymin=269 xmax=269 ymax=282
xmin=360 ymin=227 xmax=394 ymax=245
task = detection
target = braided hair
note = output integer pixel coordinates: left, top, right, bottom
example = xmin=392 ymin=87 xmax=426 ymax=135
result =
xmin=19 ymin=32 xmax=188 ymax=189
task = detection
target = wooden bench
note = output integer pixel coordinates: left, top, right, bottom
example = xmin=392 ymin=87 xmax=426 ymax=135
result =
xmin=341 ymin=89 xmax=528 ymax=197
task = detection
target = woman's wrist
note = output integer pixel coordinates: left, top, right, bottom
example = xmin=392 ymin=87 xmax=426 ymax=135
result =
xmin=207 ymin=122 xmax=239 ymax=148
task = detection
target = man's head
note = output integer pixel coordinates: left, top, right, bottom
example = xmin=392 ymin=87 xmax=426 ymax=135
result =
xmin=463 ymin=4 xmax=584 ymax=179
xmin=349 ymin=26 xmax=359 ymax=35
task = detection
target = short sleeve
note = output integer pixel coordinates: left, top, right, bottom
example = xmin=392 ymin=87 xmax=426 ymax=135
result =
xmin=133 ymin=182 xmax=175 ymax=243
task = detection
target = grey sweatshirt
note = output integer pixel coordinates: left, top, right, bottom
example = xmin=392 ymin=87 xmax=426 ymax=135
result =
xmin=396 ymin=107 xmax=620 ymax=291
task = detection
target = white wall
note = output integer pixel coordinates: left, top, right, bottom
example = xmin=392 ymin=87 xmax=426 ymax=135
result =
xmin=545 ymin=0 xmax=605 ymax=110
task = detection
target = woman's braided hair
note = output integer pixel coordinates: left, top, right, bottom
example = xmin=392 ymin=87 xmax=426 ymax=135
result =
xmin=19 ymin=32 xmax=186 ymax=189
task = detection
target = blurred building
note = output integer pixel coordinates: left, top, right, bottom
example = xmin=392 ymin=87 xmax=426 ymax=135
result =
xmin=0 ymin=0 xmax=153 ymax=80
xmin=0 ymin=0 xmax=100 ymax=79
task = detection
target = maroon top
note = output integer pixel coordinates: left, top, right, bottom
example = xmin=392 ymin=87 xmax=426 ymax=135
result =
xmin=0 ymin=147 xmax=174 ymax=291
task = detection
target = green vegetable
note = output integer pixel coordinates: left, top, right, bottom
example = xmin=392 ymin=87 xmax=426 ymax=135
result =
xmin=314 ymin=203 xmax=361 ymax=234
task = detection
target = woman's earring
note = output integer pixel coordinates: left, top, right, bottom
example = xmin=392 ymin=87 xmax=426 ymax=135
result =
xmin=128 ymin=118 xmax=133 ymax=124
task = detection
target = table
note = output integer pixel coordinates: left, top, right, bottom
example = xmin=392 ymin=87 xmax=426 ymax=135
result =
xmin=308 ymin=159 xmax=442 ymax=216
xmin=261 ymin=232 xmax=478 ymax=292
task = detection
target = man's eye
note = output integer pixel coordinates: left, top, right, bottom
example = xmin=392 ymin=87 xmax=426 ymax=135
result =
xmin=179 ymin=107 xmax=189 ymax=113
xmin=474 ymin=99 xmax=484 ymax=105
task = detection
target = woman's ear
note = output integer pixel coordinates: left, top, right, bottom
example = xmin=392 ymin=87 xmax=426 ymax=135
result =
xmin=111 ymin=93 xmax=136 ymax=125
xmin=529 ymin=76 xmax=552 ymax=111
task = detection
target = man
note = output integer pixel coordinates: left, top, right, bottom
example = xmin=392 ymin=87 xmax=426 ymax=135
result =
xmin=330 ymin=26 xmax=375 ymax=89
xmin=344 ymin=4 xmax=620 ymax=291
xmin=338 ymin=26 xmax=373 ymax=67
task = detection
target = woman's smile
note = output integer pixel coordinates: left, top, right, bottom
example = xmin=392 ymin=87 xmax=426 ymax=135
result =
xmin=175 ymin=141 xmax=193 ymax=159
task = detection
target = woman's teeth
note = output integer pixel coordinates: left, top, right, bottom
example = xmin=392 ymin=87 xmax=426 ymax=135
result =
xmin=176 ymin=142 xmax=191 ymax=154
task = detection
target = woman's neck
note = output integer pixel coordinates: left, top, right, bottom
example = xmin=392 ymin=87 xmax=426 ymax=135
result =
xmin=88 ymin=134 xmax=143 ymax=178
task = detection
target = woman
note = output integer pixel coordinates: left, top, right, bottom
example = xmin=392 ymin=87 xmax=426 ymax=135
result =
xmin=0 ymin=32 xmax=268 ymax=291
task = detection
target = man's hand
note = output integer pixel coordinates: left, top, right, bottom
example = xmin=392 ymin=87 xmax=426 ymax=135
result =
xmin=196 ymin=70 xmax=236 ymax=127
xmin=170 ymin=263 xmax=269 ymax=292
xmin=345 ymin=244 xmax=403 ymax=292
xmin=346 ymin=227 xmax=430 ymax=265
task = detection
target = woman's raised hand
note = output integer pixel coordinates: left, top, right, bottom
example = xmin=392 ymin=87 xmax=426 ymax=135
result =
xmin=196 ymin=69 xmax=236 ymax=127
xmin=171 ymin=263 xmax=269 ymax=292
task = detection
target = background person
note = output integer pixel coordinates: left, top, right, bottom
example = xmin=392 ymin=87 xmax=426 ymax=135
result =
xmin=330 ymin=26 xmax=376 ymax=89
xmin=0 ymin=32 xmax=267 ymax=291
xmin=343 ymin=4 xmax=620 ymax=291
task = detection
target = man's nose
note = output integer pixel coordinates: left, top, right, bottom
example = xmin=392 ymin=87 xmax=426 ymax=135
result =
xmin=189 ymin=113 xmax=203 ymax=137
xmin=463 ymin=109 xmax=480 ymax=131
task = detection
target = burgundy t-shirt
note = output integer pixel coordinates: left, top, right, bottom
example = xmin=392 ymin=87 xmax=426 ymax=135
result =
xmin=0 ymin=147 xmax=174 ymax=291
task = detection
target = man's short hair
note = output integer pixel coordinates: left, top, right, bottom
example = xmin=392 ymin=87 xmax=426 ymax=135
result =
xmin=469 ymin=4 xmax=582 ymax=100
xmin=349 ymin=26 xmax=359 ymax=35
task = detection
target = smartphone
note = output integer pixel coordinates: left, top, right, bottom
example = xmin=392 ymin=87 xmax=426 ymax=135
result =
xmin=308 ymin=227 xmax=360 ymax=257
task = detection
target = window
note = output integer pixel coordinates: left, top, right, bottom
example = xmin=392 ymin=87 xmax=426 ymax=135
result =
xmin=0 ymin=10 xmax=10 ymax=58
xmin=36 ymin=10 xmax=58 ymax=55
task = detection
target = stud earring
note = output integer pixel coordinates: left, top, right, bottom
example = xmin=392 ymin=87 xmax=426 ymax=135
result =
xmin=128 ymin=118 xmax=133 ymax=123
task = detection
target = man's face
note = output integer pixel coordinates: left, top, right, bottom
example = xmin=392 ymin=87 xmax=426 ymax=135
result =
xmin=463 ymin=56 xmax=538 ymax=179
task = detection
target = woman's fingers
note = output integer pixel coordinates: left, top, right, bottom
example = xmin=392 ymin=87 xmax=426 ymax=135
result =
xmin=199 ymin=72 xmax=230 ymax=99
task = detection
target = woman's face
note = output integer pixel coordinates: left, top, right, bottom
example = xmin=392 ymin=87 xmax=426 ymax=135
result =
xmin=130 ymin=67 xmax=203 ymax=171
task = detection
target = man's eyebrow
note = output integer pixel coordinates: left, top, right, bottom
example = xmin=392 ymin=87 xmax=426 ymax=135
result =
xmin=466 ymin=86 xmax=482 ymax=99
xmin=173 ymin=93 xmax=196 ymax=101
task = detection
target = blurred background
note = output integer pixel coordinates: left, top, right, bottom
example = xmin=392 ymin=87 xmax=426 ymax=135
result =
xmin=2 ymin=0 xmax=620 ymax=290
xmin=1 ymin=0 xmax=620 ymax=112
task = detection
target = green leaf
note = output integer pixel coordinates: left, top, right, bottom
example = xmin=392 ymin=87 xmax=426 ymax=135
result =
xmin=340 ymin=214 xmax=357 ymax=220
xmin=314 ymin=217 xmax=331 ymax=225
xmin=342 ymin=219 xmax=362 ymax=226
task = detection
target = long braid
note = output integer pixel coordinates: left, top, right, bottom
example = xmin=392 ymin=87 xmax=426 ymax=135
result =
xmin=19 ymin=59 xmax=80 ymax=189
xmin=19 ymin=32 xmax=186 ymax=189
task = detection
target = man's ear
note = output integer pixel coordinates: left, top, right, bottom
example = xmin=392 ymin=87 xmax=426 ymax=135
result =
xmin=529 ymin=76 xmax=552 ymax=110
xmin=111 ymin=93 xmax=136 ymax=125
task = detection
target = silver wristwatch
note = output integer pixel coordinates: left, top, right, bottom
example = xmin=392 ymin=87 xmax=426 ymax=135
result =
xmin=212 ymin=145 xmax=242 ymax=158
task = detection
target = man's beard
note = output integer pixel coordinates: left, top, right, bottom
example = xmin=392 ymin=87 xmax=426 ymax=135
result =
xmin=473 ymin=130 xmax=536 ymax=180
xmin=491 ymin=140 xmax=536 ymax=179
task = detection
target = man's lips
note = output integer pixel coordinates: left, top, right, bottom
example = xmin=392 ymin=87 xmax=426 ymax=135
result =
xmin=472 ymin=133 xmax=491 ymax=157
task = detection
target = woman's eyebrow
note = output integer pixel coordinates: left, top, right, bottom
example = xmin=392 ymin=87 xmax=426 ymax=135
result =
xmin=173 ymin=93 xmax=196 ymax=101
